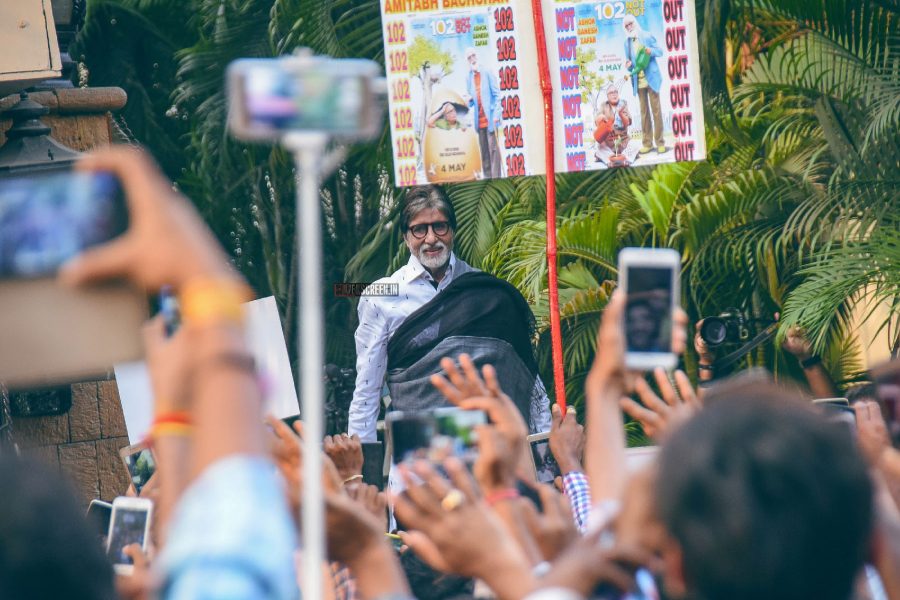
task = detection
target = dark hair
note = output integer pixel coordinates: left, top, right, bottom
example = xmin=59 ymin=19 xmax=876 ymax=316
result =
xmin=400 ymin=547 xmax=474 ymax=599
xmin=656 ymin=391 xmax=873 ymax=600
xmin=0 ymin=456 xmax=117 ymax=600
xmin=847 ymin=382 xmax=878 ymax=405
xmin=400 ymin=186 xmax=457 ymax=234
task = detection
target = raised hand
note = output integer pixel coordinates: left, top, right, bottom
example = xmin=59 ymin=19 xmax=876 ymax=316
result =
xmin=392 ymin=459 xmax=535 ymax=599
xmin=619 ymin=368 xmax=701 ymax=440
xmin=549 ymin=404 xmax=584 ymax=475
xmin=323 ymin=433 xmax=363 ymax=483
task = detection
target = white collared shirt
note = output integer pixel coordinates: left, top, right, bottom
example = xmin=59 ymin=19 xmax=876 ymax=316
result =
xmin=349 ymin=252 xmax=473 ymax=441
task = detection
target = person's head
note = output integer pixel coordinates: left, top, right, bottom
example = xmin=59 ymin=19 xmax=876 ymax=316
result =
xmin=401 ymin=186 xmax=456 ymax=273
xmin=442 ymin=103 xmax=459 ymax=124
xmin=465 ymin=47 xmax=479 ymax=71
xmin=625 ymin=299 xmax=659 ymax=351
xmin=656 ymin=390 xmax=873 ymax=600
xmin=0 ymin=456 xmax=117 ymax=600
xmin=623 ymin=14 xmax=640 ymax=38
xmin=606 ymin=85 xmax=620 ymax=106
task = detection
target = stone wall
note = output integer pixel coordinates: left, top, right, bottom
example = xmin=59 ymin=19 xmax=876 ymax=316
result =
xmin=12 ymin=381 xmax=131 ymax=507
xmin=1 ymin=87 xmax=132 ymax=508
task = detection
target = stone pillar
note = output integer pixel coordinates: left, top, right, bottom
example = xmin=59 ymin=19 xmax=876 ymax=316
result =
xmin=1 ymin=87 xmax=133 ymax=507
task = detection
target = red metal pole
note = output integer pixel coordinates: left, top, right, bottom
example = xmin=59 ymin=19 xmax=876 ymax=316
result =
xmin=530 ymin=0 xmax=567 ymax=413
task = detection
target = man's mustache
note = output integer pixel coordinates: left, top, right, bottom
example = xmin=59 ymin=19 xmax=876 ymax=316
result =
xmin=421 ymin=243 xmax=446 ymax=252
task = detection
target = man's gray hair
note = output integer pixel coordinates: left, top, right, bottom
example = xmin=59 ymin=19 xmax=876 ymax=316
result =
xmin=400 ymin=186 xmax=457 ymax=234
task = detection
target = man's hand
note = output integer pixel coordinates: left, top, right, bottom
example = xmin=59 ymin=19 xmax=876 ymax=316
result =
xmin=856 ymin=400 xmax=892 ymax=466
xmin=323 ymin=433 xmax=363 ymax=482
xmin=549 ymin=404 xmax=584 ymax=474
xmin=619 ymin=368 xmax=700 ymax=441
xmin=693 ymin=320 xmax=715 ymax=363
xmin=61 ymin=147 xmax=238 ymax=291
xmin=782 ymin=325 xmax=813 ymax=361
xmin=520 ymin=483 xmax=578 ymax=561
xmin=625 ymin=60 xmax=633 ymax=69
xmin=393 ymin=459 xmax=536 ymax=597
xmin=536 ymin=530 xmax=657 ymax=598
xmin=142 ymin=316 xmax=192 ymax=418
xmin=116 ymin=544 xmax=153 ymax=600
xmin=345 ymin=482 xmax=387 ymax=531
xmin=432 ymin=355 xmax=529 ymax=478
xmin=473 ymin=425 xmax=518 ymax=494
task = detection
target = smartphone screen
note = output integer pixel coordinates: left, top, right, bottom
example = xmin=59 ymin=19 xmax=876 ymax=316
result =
xmin=432 ymin=408 xmax=486 ymax=464
xmin=122 ymin=447 xmax=156 ymax=494
xmin=624 ymin=265 xmax=674 ymax=355
xmin=238 ymin=60 xmax=366 ymax=135
xmin=106 ymin=506 xmax=149 ymax=565
xmin=389 ymin=412 xmax=435 ymax=464
xmin=388 ymin=408 xmax=486 ymax=465
xmin=529 ymin=437 xmax=561 ymax=484
xmin=0 ymin=172 xmax=127 ymax=279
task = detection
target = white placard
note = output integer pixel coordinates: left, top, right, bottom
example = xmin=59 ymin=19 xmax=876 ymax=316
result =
xmin=115 ymin=295 xmax=299 ymax=444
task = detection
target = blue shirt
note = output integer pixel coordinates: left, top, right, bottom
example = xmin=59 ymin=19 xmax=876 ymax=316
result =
xmin=159 ymin=455 xmax=299 ymax=600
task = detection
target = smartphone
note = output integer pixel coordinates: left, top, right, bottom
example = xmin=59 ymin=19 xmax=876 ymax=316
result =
xmin=617 ymin=247 xmax=681 ymax=371
xmin=386 ymin=408 xmax=486 ymax=465
xmin=106 ymin=496 xmax=152 ymax=575
xmin=387 ymin=410 xmax=435 ymax=465
xmin=86 ymin=499 xmax=113 ymax=540
xmin=813 ymin=397 xmax=856 ymax=434
xmin=227 ymin=56 xmax=384 ymax=141
xmin=432 ymin=407 xmax=487 ymax=464
xmin=119 ymin=442 xmax=156 ymax=495
xmin=527 ymin=432 xmax=561 ymax=484
xmin=0 ymin=170 xmax=147 ymax=388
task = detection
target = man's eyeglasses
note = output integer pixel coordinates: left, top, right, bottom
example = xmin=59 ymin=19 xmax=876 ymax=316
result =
xmin=408 ymin=221 xmax=451 ymax=239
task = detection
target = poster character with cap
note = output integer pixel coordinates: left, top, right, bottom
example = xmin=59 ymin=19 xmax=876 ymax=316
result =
xmin=462 ymin=46 xmax=503 ymax=179
xmin=622 ymin=13 xmax=665 ymax=155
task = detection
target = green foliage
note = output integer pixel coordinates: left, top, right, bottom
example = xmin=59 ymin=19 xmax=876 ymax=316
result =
xmin=77 ymin=0 xmax=900 ymax=433
xmin=408 ymin=35 xmax=454 ymax=80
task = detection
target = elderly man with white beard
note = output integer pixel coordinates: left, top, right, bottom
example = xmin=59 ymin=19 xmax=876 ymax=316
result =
xmin=350 ymin=186 xmax=551 ymax=510
xmin=348 ymin=185 xmax=479 ymax=442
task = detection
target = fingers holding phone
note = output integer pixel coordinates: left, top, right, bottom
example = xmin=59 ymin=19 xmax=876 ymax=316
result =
xmin=62 ymin=146 xmax=239 ymax=291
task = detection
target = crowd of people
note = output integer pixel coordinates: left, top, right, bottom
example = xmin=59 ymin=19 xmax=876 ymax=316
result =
xmin=2 ymin=145 xmax=900 ymax=600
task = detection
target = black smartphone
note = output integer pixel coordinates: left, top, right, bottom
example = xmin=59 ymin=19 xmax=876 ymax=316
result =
xmin=86 ymin=499 xmax=113 ymax=540
xmin=0 ymin=170 xmax=146 ymax=388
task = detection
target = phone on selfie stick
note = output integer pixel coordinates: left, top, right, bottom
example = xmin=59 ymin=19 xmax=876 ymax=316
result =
xmin=106 ymin=496 xmax=152 ymax=575
xmin=617 ymin=248 xmax=681 ymax=371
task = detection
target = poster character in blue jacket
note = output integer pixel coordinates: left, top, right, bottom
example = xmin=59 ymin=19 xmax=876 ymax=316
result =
xmin=463 ymin=47 xmax=503 ymax=178
xmin=623 ymin=14 xmax=665 ymax=154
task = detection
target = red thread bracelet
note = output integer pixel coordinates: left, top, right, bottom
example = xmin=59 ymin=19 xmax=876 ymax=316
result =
xmin=485 ymin=488 xmax=520 ymax=506
xmin=153 ymin=411 xmax=192 ymax=426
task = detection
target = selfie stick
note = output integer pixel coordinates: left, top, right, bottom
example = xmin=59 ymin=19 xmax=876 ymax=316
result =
xmin=283 ymin=130 xmax=345 ymax=600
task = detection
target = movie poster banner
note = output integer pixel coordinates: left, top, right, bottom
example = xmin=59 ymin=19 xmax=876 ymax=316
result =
xmin=381 ymin=0 xmax=545 ymax=186
xmin=547 ymin=0 xmax=706 ymax=172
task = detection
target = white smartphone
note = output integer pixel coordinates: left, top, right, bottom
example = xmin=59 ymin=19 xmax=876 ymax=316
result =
xmin=119 ymin=442 xmax=156 ymax=495
xmin=106 ymin=496 xmax=152 ymax=575
xmin=617 ymin=247 xmax=681 ymax=371
xmin=526 ymin=432 xmax=561 ymax=484
xmin=227 ymin=56 xmax=384 ymax=142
